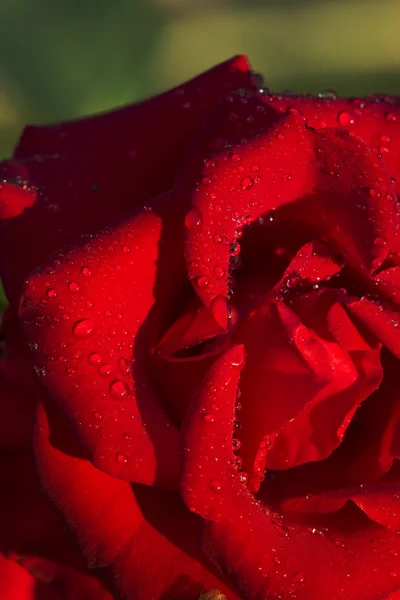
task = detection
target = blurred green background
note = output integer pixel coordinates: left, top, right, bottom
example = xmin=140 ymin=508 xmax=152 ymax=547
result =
xmin=1 ymin=0 xmax=400 ymax=160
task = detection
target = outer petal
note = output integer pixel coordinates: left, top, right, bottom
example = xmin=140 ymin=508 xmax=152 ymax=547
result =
xmin=34 ymin=401 xmax=240 ymax=600
xmin=0 ymin=56 xmax=256 ymax=305
xmin=181 ymin=348 xmax=400 ymax=600
xmin=20 ymin=192 xmax=189 ymax=488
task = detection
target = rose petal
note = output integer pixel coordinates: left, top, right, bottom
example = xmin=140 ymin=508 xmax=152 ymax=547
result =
xmin=282 ymin=481 xmax=400 ymax=532
xmin=34 ymin=401 xmax=240 ymax=600
xmin=184 ymin=111 xmax=396 ymax=313
xmin=20 ymin=192 xmax=189 ymax=489
xmin=181 ymin=348 xmax=400 ymax=599
xmin=0 ymin=56 xmax=256 ymax=305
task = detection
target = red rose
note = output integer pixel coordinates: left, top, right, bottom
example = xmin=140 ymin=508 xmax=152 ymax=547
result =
xmin=2 ymin=55 xmax=400 ymax=599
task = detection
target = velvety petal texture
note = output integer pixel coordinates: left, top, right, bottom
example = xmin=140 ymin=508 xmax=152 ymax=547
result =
xmin=3 ymin=55 xmax=400 ymax=599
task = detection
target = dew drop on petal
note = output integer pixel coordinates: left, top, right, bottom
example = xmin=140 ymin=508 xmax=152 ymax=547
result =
xmin=209 ymin=480 xmax=222 ymax=494
xmin=197 ymin=275 xmax=209 ymax=288
xmin=338 ymin=111 xmax=355 ymax=127
xmin=68 ymin=281 xmax=80 ymax=293
xmin=46 ymin=289 xmax=57 ymax=298
xmin=185 ymin=209 xmax=203 ymax=231
xmin=118 ymin=357 xmax=132 ymax=376
xmin=109 ymin=379 xmax=130 ymax=399
xmin=122 ymin=245 xmax=130 ymax=254
xmin=93 ymin=410 xmax=102 ymax=419
xmin=81 ymin=266 xmax=92 ymax=277
xmin=203 ymin=413 xmax=215 ymax=423
xmin=116 ymin=453 xmax=128 ymax=464
xmin=72 ymin=319 xmax=95 ymax=338
xmin=213 ymin=265 xmax=225 ymax=280
xmin=241 ymin=176 xmax=254 ymax=190
xmin=374 ymin=236 xmax=388 ymax=247
xmin=89 ymin=352 xmax=102 ymax=365
xmin=369 ymin=188 xmax=381 ymax=199
xmin=98 ymin=364 xmax=113 ymax=377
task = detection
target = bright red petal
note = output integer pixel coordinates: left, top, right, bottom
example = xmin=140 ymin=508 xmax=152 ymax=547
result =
xmin=184 ymin=110 xmax=395 ymax=313
xmin=20 ymin=193 xmax=189 ymax=488
xmin=35 ymin=402 xmax=240 ymax=600
xmin=181 ymin=348 xmax=400 ymax=600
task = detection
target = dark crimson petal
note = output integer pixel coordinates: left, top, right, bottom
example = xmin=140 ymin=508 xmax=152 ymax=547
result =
xmin=264 ymin=294 xmax=382 ymax=471
xmin=0 ymin=307 xmax=43 ymax=450
xmin=155 ymin=295 xmax=227 ymax=358
xmin=181 ymin=348 xmax=400 ymax=600
xmin=0 ymin=56 xmax=256 ymax=305
xmin=20 ymin=193 xmax=189 ymax=489
xmin=347 ymin=297 xmax=400 ymax=357
xmin=6 ymin=554 xmax=113 ymax=600
xmin=34 ymin=402 xmax=240 ymax=600
xmin=0 ymin=554 xmax=49 ymax=600
xmin=177 ymin=89 xmax=276 ymax=187
xmin=375 ymin=266 xmax=400 ymax=305
xmin=16 ymin=56 xmax=254 ymax=159
xmin=347 ymin=353 xmax=400 ymax=483
xmin=282 ymin=483 xmax=400 ymax=532
xmin=184 ymin=111 xmax=396 ymax=315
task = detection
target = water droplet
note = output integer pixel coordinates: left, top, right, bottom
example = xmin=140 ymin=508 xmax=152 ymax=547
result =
xmin=230 ymin=152 xmax=240 ymax=162
xmin=211 ymin=296 xmax=229 ymax=330
xmin=251 ymin=164 xmax=260 ymax=172
xmin=109 ymin=379 xmax=130 ymax=399
xmin=98 ymin=364 xmax=113 ymax=376
xmin=122 ymin=245 xmax=130 ymax=254
xmin=68 ymin=281 xmax=79 ymax=293
xmin=58 ymin=355 xmax=66 ymax=362
xmin=369 ymin=188 xmax=381 ymax=199
xmin=117 ymin=357 xmax=131 ymax=376
xmin=319 ymin=89 xmax=337 ymax=99
xmin=238 ymin=472 xmax=248 ymax=484
xmin=81 ymin=266 xmax=91 ymax=277
xmin=203 ymin=413 xmax=215 ymax=423
xmin=116 ymin=453 xmax=128 ymax=464
xmin=292 ymin=570 xmax=305 ymax=584
xmin=72 ymin=319 xmax=95 ymax=338
xmin=241 ymin=176 xmax=254 ymax=190
xmin=374 ymin=236 xmax=388 ymax=247
xmin=185 ymin=209 xmax=203 ymax=231
xmin=197 ymin=275 xmax=209 ymax=288
xmin=34 ymin=366 xmax=46 ymax=377
xmin=46 ymin=289 xmax=57 ymax=298
xmin=66 ymin=367 xmax=75 ymax=375
xmin=386 ymin=112 xmax=397 ymax=122
xmin=214 ymin=234 xmax=222 ymax=243
xmin=389 ymin=571 xmax=399 ymax=578
xmin=213 ymin=265 xmax=225 ymax=279
xmin=89 ymin=352 xmax=102 ymax=365
xmin=282 ymin=173 xmax=292 ymax=182
xmin=338 ymin=111 xmax=356 ymax=127
xmin=232 ymin=437 xmax=241 ymax=451
xmin=209 ymin=479 xmax=222 ymax=493
xmin=93 ymin=410 xmax=102 ymax=419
